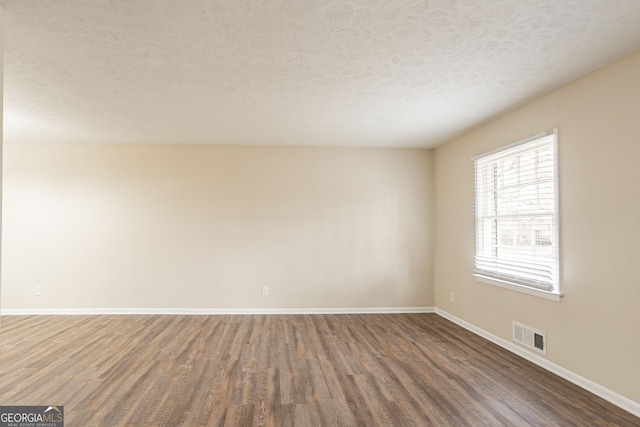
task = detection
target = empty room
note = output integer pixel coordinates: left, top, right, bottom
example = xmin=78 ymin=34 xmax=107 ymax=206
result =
xmin=0 ymin=1 xmax=639 ymax=426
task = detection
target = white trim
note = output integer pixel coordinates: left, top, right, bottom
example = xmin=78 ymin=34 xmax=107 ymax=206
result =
xmin=435 ymin=308 xmax=640 ymax=418
xmin=474 ymin=274 xmax=563 ymax=302
xmin=0 ymin=306 xmax=435 ymax=316
xmin=552 ymin=128 xmax=562 ymax=297
xmin=471 ymin=129 xmax=555 ymax=161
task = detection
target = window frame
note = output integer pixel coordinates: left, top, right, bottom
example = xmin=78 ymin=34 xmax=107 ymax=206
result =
xmin=472 ymin=130 xmax=562 ymax=302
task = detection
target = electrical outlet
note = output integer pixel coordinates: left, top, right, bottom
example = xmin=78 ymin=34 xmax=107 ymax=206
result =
xmin=262 ymin=286 xmax=269 ymax=296
xmin=35 ymin=286 xmax=42 ymax=296
xmin=450 ymin=292 xmax=455 ymax=302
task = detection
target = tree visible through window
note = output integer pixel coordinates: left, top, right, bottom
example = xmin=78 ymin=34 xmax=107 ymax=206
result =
xmin=473 ymin=130 xmax=559 ymax=294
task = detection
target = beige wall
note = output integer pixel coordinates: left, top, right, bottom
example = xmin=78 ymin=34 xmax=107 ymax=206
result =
xmin=435 ymin=50 xmax=640 ymax=402
xmin=0 ymin=8 xmax=4 ymax=315
xmin=1 ymin=144 xmax=434 ymax=310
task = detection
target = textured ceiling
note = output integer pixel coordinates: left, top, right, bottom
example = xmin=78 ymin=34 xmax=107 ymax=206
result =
xmin=3 ymin=0 xmax=640 ymax=148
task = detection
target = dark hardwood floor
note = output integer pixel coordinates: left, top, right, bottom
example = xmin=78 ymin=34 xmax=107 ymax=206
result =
xmin=0 ymin=313 xmax=637 ymax=426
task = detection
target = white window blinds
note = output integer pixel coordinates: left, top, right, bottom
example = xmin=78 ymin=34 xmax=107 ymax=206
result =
xmin=474 ymin=130 xmax=559 ymax=292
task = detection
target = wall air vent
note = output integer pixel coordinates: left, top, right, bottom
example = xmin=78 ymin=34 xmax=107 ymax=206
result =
xmin=512 ymin=321 xmax=547 ymax=355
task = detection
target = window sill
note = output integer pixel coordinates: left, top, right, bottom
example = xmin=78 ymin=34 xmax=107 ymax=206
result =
xmin=474 ymin=274 xmax=563 ymax=302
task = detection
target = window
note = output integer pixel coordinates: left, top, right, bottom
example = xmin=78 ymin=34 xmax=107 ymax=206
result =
xmin=473 ymin=130 xmax=561 ymax=301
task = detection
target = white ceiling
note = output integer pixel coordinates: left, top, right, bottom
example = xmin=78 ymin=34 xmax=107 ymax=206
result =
xmin=2 ymin=0 xmax=640 ymax=148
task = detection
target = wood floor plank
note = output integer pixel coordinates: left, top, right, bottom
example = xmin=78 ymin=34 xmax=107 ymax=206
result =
xmin=1 ymin=313 xmax=638 ymax=426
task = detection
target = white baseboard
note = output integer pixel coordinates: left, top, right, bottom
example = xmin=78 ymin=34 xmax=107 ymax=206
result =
xmin=435 ymin=308 xmax=640 ymax=418
xmin=0 ymin=306 xmax=435 ymax=316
